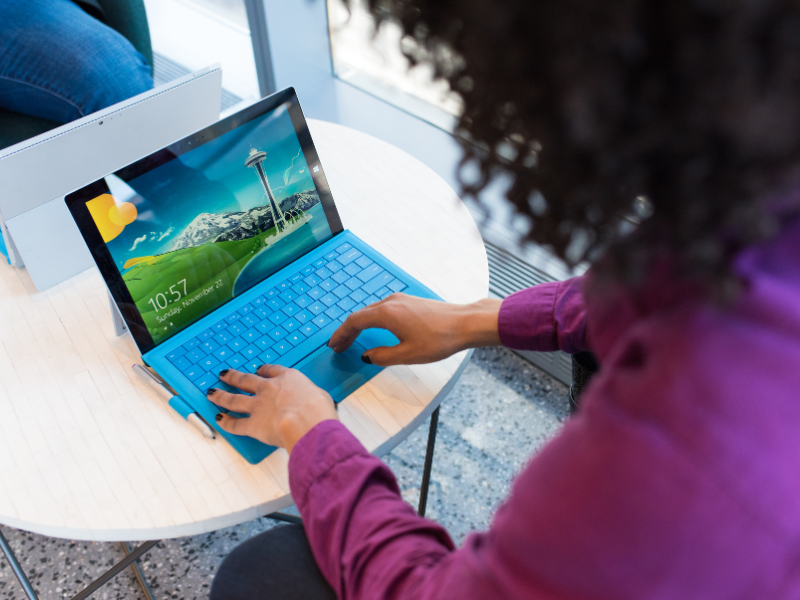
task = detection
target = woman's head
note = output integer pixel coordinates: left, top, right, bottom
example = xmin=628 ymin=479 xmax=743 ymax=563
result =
xmin=360 ymin=0 xmax=800 ymax=289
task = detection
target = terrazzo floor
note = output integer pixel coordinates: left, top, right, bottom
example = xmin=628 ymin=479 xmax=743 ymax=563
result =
xmin=0 ymin=347 xmax=569 ymax=600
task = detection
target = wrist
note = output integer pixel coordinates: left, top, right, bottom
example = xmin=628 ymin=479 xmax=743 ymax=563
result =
xmin=455 ymin=298 xmax=502 ymax=350
xmin=280 ymin=409 xmax=338 ymax=454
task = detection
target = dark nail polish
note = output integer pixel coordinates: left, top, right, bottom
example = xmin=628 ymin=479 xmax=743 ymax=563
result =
xmin=219 ymin=369 xmax=229 ymax=377
xmin=215 ymin=413 xmax=223 ymax=422
xmin=361 ymin=353 xmax=372 ymax=364
xmin=207 ymin=387 xmax=218 ymax=395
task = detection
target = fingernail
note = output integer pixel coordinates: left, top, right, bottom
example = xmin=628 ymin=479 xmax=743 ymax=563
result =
xmin=361 ymin=353 xmax=372 ymax=364
xmin=219 ymin=369 xmax=229 ymax=377
xmin=215 ymin=413 xmax=222 ymax=422
xmin=207 ymin=387 xmax=218 ymax=395
xmin=326 ymin=338 xmax=332 ymax=348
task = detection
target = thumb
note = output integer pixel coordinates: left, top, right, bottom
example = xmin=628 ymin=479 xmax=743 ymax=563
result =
xmin=361 ymin=343 xmax=408 ymax=367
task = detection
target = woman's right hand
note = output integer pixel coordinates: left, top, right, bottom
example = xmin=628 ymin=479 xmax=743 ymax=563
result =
xmin=328 ymin=293 xmax=502 ymax=366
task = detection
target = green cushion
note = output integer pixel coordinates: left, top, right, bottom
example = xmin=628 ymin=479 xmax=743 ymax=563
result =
xmin=0 ymin=108 xmax=61 ymax=152
xmin=97 ymin=0 xmax=154 ymax=76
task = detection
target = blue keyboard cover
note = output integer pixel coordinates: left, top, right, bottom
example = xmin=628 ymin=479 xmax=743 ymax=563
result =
xmin=145 ymin=230 xmax=441 ymax=464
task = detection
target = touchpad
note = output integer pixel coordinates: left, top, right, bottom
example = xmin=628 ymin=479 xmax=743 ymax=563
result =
xmin=294 ymin=329 xmax=397 ymax=403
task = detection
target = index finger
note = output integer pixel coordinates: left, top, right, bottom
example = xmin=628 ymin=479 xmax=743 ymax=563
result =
xmin=328 ymin=304 xmax=390 ymax=352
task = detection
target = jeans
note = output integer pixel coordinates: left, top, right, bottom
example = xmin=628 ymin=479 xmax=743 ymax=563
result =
xmin=0 ymin=0 xmax=153 ymax=124
xmin=210 ymin=524 xmax=336 ymax=600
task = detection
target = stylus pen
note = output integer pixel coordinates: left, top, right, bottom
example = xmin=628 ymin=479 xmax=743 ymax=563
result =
xmin=132 ymin=363 xmax=216 ymax=440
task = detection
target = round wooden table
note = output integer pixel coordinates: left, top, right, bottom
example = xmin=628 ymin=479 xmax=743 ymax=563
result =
xmin=0 ymin=119 xmax=489 ymax=543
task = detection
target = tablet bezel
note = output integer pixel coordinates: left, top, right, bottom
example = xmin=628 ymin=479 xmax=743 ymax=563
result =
xmin=66 ymin=87 xmax=345 ymax=355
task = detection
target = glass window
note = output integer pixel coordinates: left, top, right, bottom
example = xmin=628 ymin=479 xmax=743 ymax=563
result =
xmin=327 ymin=0 xmax=462 ymax=132
xmin=144 ymin=0 xmax=259 ymax=113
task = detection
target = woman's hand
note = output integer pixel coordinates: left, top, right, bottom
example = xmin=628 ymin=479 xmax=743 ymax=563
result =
xmin=209 ymin=365 xmax=338 ymax=453
xmin=328 ymin=293 xmax=503 ymax=366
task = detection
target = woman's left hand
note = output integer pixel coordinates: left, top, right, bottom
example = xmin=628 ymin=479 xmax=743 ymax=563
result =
xmin=208 ymin=365 xmax=338 ymax=453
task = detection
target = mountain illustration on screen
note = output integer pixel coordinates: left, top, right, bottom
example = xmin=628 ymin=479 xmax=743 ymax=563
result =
xmin=170 ymin=190 xmax=320 ymax=251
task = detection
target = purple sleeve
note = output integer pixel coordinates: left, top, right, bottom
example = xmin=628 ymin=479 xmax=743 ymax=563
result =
xmin=497 ymin=276 xmax=589 ymax=354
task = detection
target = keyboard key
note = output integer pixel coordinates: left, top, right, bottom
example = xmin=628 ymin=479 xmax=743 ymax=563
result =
xmin=364 ymin=294 xmax=379 ymax=305
xmin=325 ymin=305 xmax=344 ymax=320
xmin=173 ymin=356 xmax=193 ymax=371
xmin=309 ymin=301 xmax=326 ymax=315
xmin=324 ymin=251 xmax=338 ymax=260
xmin=289 ymin=272 xmax=304 ymax=284
xmin=327 ymin=261 xmax=343 ymax=273
xmin=198 ymin=329 xmax=215 ymax=341
xmin=255 ymin=306 xmax=270 ymax=320
xmin=272 ymin=340 xmax=291 ymax=355
xmin=282 ymin=303 xmax=299 ymax=316
xmin=277 ymin=280 xmax=292 ymax=291
xmin=295 ymin=309 xmax=313 ymax=323
xmin=241 ymin=314 xmax=259 ymax=327
xmin=194 ymin=373 xmax=218 ymax=392
xmin=345 ymin=278 xmax=362 ymax=291
xmin=185 ymin=347 xmax=206 ymax=363
xmin=225 ymin=313 xmax=242 ymax=324
xmin=320 ymin=293 xmax=338 ymax=307
xmin=214 ymin=331 xmax=233 ymax=345
xmin=349 ymin=289 xmax=368 ymax=303
xmin=337 ymin=297 xmax=357 ymax=312
xmin=313 ymin=258 xmax=327 ymax=268
xmin=352 ymin=302 xmax=366 ymax=312
xmin=241 ymin=328 xmax=261 ymax=343
xmin=268 ymin=311 xmax=288 ymax=325
xmin=213 ymin=346 xmax=234 ymax=361
xmin=267 ymin=298 xmax=285 ymax=312
xmin=259 ymin=349 xmax=280 ymax=363
xmin=337 ymin=248 xmax=362 ymax=265
xmin=333 ymin=286 xmax=350 ymax=299
xmin=283 ymin=318 xmax=300 ymax=332
xmin=376 ymin=287 xmax=392 ymax=299
xmin=358 ymin=264 xmax=383 ymax=283
xmin=252 ymin=296 xmax=266 ymax=306
xmin=335 ymin=242 xmax=353 ymax=254
xmin=363 ymin=270 xmax=393 ymax=295
xmin=312 ymin=314 xmax=332 ymax=328
xmin=280 ymin=289 xmax=298 ymax=303
xmin=301 ymin=265 xmax=314 ymax=276
xmin=344 ymin=263 xmax=362 ymax=277
xmin=319 ymin=279 xmax=337 ymax=293
xmin=286 ymin=331 xmax=305 ymax=346
xmin=293 ymin=281 xmax=310 ymax=294
xmin=201 ymin=339 xmax=220 ymax=354
xmin=331 ymin=271 xmax=349 ymax=285
xmin=355 ymin=256 xmax=373 ymax=269
xmin=227 ymin=338 xmax=247 ymax=353
xmin=315 ymin=267 xmax=332 ymax=280
xmin=264 ymin=288 xmax=280 ymax=299
xmin=241 ymin=345 xmax=260 ymax=360
xmin=211 ymin=320 xmax=227 ymax=332
xmin=268 ymin=326 xmax=288 ymax=342
xmin=244 ymin=359 xmax=261 ymax=373
xmin=197 ymin=356 xmax=220 ymax=372
xmin=307 ymin=287 xmax=324 ymax=300
xmin=184 ymin=364 xmax=204 ymax=381
xmin=294 ymin=294 xmax=312 ymax=308
xmin=239 ymin=304 xmax=254 ymax=315
xmin=304 ymin=274 xmax=322 ymax=287
xmin=299 ymin=322 xmax=318 ymax=337
xmin=255 ymin=337 xmax=273 ymax=351
xmin=255 ymin=321 xmax=272 ymax=334
xmin=182 ymin=338 xmax=201 ymax=352
xmin=227 ymin=354 xmax=247 ymax=369
xmin=388 ymin=280 xmax=407 ymax=293
xmin=227 ymin=322 xmax=245 ymax=337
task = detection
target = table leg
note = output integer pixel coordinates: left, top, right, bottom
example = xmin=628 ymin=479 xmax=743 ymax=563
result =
xmin=120 ymin=541 xmax=156 ymax=600
xmin=418 ymin=406 xmax=440 ymax=517
xmin=0 ymin=526 xmax=39 ymax=600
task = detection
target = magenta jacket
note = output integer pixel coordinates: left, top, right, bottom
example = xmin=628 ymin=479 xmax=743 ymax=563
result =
xmin=288 ymin=216 xmax=800 ymax=599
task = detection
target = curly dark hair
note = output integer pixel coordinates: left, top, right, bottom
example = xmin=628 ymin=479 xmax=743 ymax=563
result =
xmin=357 ymin=0 xmax=800 ymax=291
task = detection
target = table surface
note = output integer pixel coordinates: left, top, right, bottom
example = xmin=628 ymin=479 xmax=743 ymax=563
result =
xmin=0 ymin=120 xmax=488 ymax=542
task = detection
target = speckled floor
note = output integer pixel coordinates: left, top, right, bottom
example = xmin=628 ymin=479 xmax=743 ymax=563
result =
xmin=0 ymin=347 xmax=568 ymax=600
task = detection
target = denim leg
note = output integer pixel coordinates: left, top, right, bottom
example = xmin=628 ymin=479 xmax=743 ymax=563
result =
xmin=0 ymin=0 xmax=153 ymax=124
xmin=210 ymin=524 xmax=336 ymax=600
